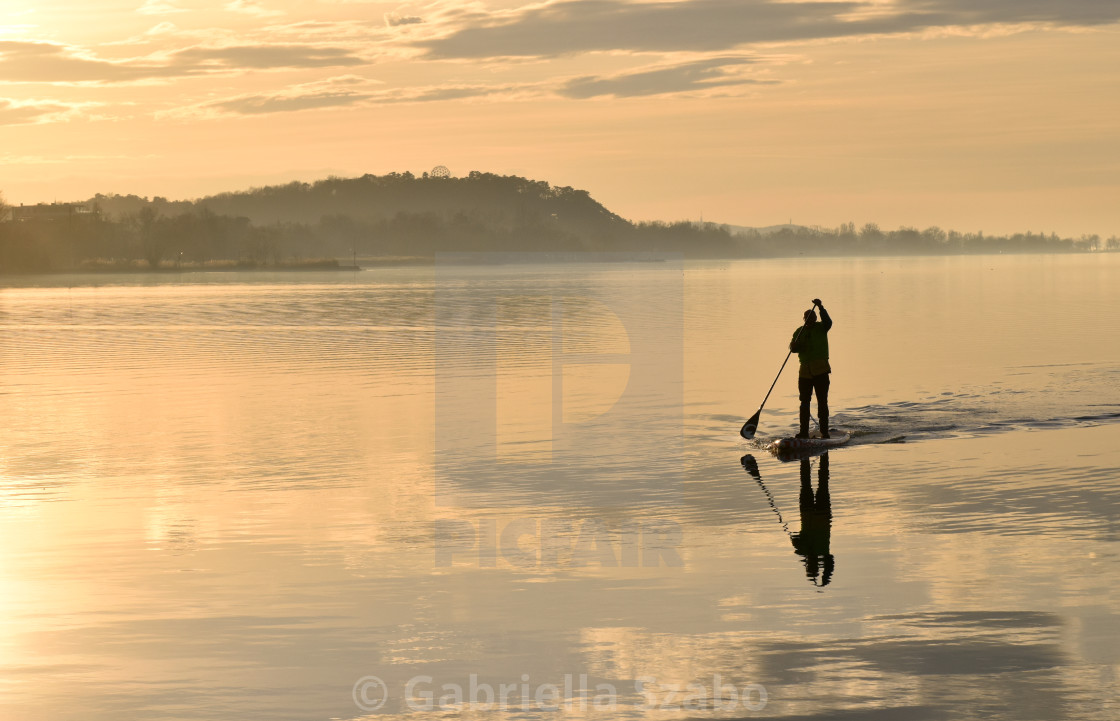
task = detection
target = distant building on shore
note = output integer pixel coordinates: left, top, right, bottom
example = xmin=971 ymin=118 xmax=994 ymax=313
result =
xmin=11 ymin=202 xmax=99 ymax=223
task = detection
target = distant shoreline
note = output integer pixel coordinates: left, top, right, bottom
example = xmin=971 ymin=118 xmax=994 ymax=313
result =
xmin=4 ymin=250 xmax=1118 ymax=279
xmin=11 ymin=258 xmax=370 ymax=276
xmin=5 ymin=172 xmax=1114 ymax=276
xmin=0 ymin=256 xmax=432 ymax=277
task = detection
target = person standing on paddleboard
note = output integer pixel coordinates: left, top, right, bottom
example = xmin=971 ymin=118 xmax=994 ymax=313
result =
xmin=790 ymin=298 xmax=832 ymax=439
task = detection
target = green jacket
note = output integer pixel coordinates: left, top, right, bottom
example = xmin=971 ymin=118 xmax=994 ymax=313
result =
xmin=791 ymin=307 xmax=832 ymax=377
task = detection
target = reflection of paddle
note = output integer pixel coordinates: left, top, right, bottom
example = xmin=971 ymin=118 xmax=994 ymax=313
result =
xmin=740 ymin=454 xmax=790 ymax=536
xmin=740 ymin=324 xmax=807 ymax=439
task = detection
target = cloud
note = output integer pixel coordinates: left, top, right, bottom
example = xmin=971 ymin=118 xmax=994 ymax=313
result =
xmin=0 ymin=40 xmax=367 ymax=84
xmin=175 ymin=54 xmax=783 ymax=119
xmin=905 ymin=0 xmax=1120 ymax=27
xmin=417 ymin=0 xmax=1120 ymax=59
xmin=211 ymin=89 xmax=369 ymax=114
xmin=257 ymin=20 xmax=386 ymax=41
xmin=225 ymin=0 xmax=284 ymax=17
xmin=559 ymin=56 xmax=776 ymax=98
xmin=137 ymin=0 xmax=188 ymax=15
xmin=386 ymin=14 xmax=424 ymax=27
xmin=171 ymin=44 xmax=366 ymax=69
xmin=186 ymin=79 xmax=514 ymax=117
xmin=0 ymin=41 xmax=183 ymax=83
xmin=0 ymin=98 xmax=76 ymax=125
xmin=179 ymin=75 xmax=381 ymax=116
xmin=388 ymin=85 xmax=502 ymax=102
xmin=146 ymin=22 xmax=181 ymax=35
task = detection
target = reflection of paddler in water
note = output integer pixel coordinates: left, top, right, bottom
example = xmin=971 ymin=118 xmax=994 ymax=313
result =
xmin=741 ymin=451 xmax=834 ymax=588
xmin=791 ymin=454 xmax=833 ymax=587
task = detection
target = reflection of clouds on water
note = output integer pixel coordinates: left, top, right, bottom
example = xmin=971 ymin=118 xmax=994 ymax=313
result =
xmin=853 ymin=444 xmax=1120 ymax=543
xmin=577 ymin=611 xmax=1070 ymax=719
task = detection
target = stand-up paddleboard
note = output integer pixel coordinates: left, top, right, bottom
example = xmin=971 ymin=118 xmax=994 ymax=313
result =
xmin=768 ymin=431 xmax=850 ymax=453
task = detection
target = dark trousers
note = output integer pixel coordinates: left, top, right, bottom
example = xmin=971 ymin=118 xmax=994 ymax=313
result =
xmin=798 ymin=374 xmax=830 ymax=434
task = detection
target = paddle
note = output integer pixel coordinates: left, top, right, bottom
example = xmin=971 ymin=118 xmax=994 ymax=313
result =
xmin=739 ymin=321 xmax=808 ymax=439
xmin=740 ymin=454 xmax=790 ymax=535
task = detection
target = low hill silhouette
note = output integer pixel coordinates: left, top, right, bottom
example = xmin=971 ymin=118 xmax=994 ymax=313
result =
xmin=0 ymin=171 xmax=1111 ymax=273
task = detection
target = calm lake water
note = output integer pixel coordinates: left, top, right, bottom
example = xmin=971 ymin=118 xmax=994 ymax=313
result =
xmin=1 ymin=254 xmax=1119 ymax=720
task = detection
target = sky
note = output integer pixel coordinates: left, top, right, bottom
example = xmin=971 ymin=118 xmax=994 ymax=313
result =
xmin=1 ymin=0 xmax=1118 ymax=236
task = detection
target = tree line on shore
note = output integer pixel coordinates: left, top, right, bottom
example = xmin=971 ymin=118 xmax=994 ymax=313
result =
xmin=1 ymin=172 xmax=1114 ymax=273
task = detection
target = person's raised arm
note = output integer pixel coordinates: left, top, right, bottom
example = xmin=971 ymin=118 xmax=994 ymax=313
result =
xmin=813 ymin=298 xmax=833 ymax=331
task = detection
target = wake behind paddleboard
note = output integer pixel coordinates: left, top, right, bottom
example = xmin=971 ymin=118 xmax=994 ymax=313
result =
xmin=768 ymin=431 xmax=850 ymax=453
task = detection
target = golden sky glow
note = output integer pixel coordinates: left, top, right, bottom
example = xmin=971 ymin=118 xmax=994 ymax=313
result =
xmin=2 ymin=0 xmax=1118 ymax=234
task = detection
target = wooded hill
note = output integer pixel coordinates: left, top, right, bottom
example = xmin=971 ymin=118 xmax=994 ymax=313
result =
xmin=0 ymin=171 xmax=1111 ymax=273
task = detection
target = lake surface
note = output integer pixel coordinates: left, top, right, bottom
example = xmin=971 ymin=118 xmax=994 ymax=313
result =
xmin=1 ymin=254 xmax=1119 ymax=720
